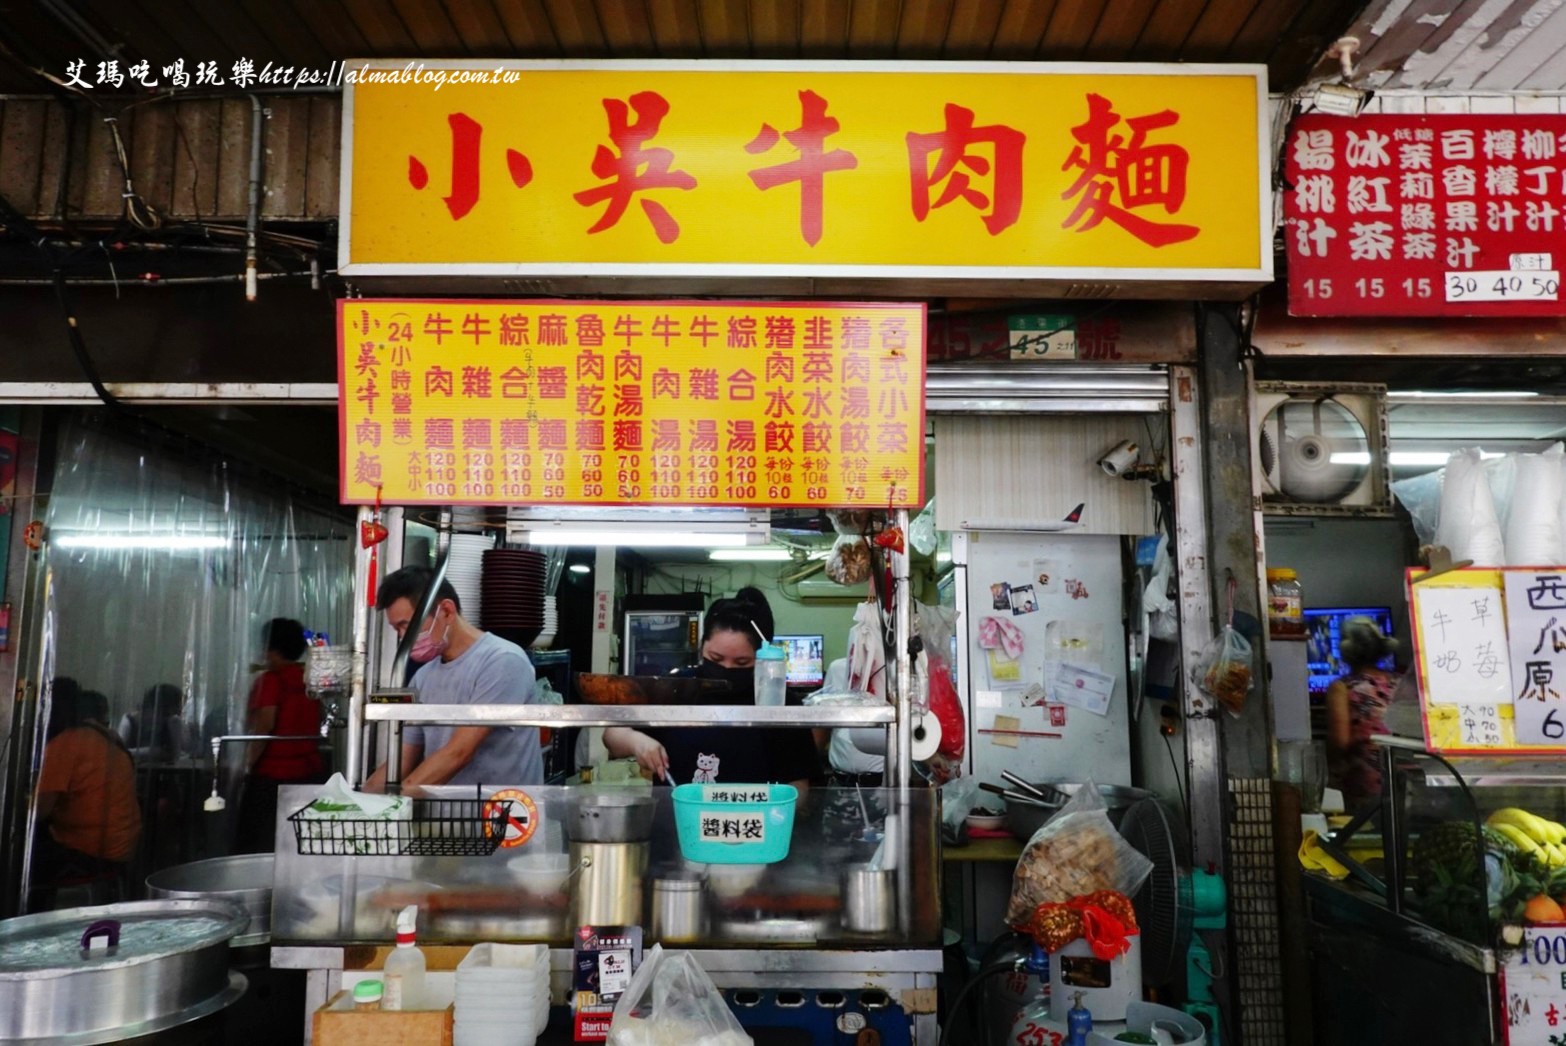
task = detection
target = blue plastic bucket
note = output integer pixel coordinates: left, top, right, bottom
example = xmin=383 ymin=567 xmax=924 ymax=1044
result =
xmin=671 ymin=783 xmax=798 ymax=865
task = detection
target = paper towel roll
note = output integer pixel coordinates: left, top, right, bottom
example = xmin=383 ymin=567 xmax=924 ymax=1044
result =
xmin=846 ymin=714 xmax=943 ymax=762
xmin=911 ymin=713 xmax=941 ymax=762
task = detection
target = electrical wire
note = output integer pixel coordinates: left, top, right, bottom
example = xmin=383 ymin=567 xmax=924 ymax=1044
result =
xmin=938 ymin=959 xmax=1021 ymax=1046
xmin=102 ymin=116 xmax=161 ymax=231
xmin=1164 ymin=730 xmax=1189 ymax=822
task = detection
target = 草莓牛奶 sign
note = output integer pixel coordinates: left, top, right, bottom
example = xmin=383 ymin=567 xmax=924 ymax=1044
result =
xmin=338 ymin=299 xmax=926 ymax=509
xmin=339 ymin=61 xmax=1269 ymax=289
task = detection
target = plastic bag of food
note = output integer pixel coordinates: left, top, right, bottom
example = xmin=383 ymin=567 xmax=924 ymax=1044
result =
xmin=826 ymin=509 xmax=876 ymax=536
xmin=824 ymin=534 xmax=872 ymax=585
xmin=1005 ymin=781 xmax=1153 ymax=928
xmin=1196 ymin=624 xmax=1254 ymax=717
xmin=609 ymin=945 xmax=753 ymax=1046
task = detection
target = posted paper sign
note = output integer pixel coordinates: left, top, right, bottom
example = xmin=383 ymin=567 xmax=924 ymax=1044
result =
xmin=1413 ymin=585 xmax=1513 ymax=707
xmin=1050 ymin=662 xmax=1114 ymax=717
xmin=1502 ymin=926 xmax=1566 ymax=1043
xmin=1504 ymin=572 xmax=1566 ymax=747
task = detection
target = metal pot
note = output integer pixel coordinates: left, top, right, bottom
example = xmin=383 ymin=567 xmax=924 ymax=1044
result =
xmin=1006 ymin=782 xmax=1154 ymax=842
xmin=650 ymin=873 xmax=707 ymax=943
xmin=146 ymin=854 xmax=274 ymax=947
xmin=0 ymin=898 xmax=248 ymax=1043
xmin=565 ymin=791 xmax=655 ymax=842
xmin=840 ymin=864 xmax=896 ymax=934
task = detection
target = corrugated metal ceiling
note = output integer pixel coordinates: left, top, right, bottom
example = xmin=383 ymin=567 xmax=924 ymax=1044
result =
xmin=0 ymin=0 xmax=1365 ymax=95
xmin=1321 ymin=0 xmax=1566 ymax=92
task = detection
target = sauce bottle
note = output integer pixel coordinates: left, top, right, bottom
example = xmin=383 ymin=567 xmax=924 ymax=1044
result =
xmin=382 ymin=905 xmax=426 ymax=1010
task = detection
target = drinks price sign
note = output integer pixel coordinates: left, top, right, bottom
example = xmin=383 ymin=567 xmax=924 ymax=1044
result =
xmin=337 ymin=299 xmax=926 ymax=509
xmin=1284 ymin=113 xmax=1566 ymax=317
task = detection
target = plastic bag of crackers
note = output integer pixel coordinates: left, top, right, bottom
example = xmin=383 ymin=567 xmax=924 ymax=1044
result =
xmin=1004 ymin=780 xmax=1154 ymax=928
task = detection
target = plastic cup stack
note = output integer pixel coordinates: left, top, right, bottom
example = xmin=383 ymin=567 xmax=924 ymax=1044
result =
xmin=455 ymin=942 xmax=550 ymax=1046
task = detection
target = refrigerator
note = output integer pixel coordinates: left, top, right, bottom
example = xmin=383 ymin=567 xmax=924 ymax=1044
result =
xmin=956 ymin=531 xmax=1132 ymax=788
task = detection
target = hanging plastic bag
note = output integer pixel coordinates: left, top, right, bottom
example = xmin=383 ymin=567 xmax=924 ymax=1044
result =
xmin=1006 ymin=781 xmax=1153 ymax=928
xmin=1437 ymin=448 xmax=1506 ymax=566
xmin=846 ymin=601 xmax=887 ymax=699
xmin=915 ymin=602 xmax=965 ymax=760
xmin=1194 ymin=576 xmax=1253 ymax=717
xmin=824 ymin=535 xmax=872 ymax=585
xmin=608 ymin=945 xmax=754 ymax=1046
xmin=909 ymin=499 xmax=939 ymax=556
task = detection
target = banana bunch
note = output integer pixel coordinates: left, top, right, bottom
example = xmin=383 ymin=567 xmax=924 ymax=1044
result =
xmin=1488 ymin=808 xmax=1566 ymax=868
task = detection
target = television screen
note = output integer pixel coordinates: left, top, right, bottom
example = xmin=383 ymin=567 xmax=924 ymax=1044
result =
xmin=1304 ymin=607 xmax=1397 ymax=697
xmin=774 ymin=634 xmax=825 ymax=687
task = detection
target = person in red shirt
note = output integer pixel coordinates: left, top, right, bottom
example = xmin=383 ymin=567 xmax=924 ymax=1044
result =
xmin=235 ymin=618 xmax=326 ymax=853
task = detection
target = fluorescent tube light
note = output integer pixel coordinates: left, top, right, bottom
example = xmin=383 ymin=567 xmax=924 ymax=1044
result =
xmin=522 ymin=529 xmax=752 ymax=548
xmin=936 ymin=551 xmax=952 ymax=563
xmin=54 ymin=533 xmax=231 ymax=551
xmin=1389 ymin=390 xmax=1539 ymax=400
xmin=568 ymin=563 xmax=591 ymax=574
xmin=1331 ymin=451 xmax=1507 ymax=467
xmin=709 ymin=548 xmax=795 ymax=562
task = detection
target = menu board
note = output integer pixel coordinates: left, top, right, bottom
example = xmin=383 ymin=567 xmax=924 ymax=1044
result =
xmin=1284 ymin=113 xmax=1566 ymax=318
xmin=1410 ymin=567 xmax=1566 ymax=755
xmin=1502 ymin=925 xmax=1566 ymax=1045
xmin=338 ymin=299 xmax=926 ymax=508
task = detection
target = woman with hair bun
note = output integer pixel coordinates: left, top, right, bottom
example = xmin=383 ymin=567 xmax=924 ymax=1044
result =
xmin=604 ymin=587 xmax=818 ymax=789
xmin=1325 ymin=616 xmax=1401 ymax=804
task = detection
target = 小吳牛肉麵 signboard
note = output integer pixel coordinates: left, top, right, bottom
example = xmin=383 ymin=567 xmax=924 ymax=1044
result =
xmin=338 ymin=299 xmax=926 ymax=509
xmin=339 ymin=61 xmax=1269 ymax=287
xmin=1285 ymin=113 xmax=1566 ymax=317
xmin=1409 ymin=567 xmax=1566 ymax=755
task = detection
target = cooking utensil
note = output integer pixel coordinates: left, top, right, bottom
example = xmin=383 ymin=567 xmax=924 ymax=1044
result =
xmin=1004 ymin=781 xmax=1156 ymax=841
xmin=1001 ymin=772 xmax=1054 ymax=803
xmin=565 ymin=791 xmax=656 ymax=842
xmin=0 ymin=899 xmax=248 ymax=1044
xmin=145 ymin=854 xmax=274 ymax=947
xmin=979 ymin=782 xmax=1052 ymax=808
xmin=650 ymin=874 xmax=707 ymax=943
xmin=575 ymin=673 xmax=734 ymax=705
xmin=841 ymin=865 xmax=896 ymax=934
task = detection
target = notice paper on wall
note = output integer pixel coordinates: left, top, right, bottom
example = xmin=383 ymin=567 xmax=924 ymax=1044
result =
xmin=1050 ymin=662 xmax=1115 ymax=717
xmin=1411 ymin=584 xmax=1513 ymax=707
xmin=1503 ymin=571 xmax=1566 ymax=746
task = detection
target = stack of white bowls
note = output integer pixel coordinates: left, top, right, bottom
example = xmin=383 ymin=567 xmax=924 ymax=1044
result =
xmin=445 ymin=534 xmax=491 ymax=624
xmin=455 ymin=942 xmax=550 ymax=1045
xmin=530 ymin=596 xmax=559 ymax=650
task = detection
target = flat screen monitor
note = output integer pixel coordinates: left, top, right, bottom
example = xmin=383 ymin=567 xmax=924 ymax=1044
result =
xmin=774 ymin=634 xmax=825 ymax=688
xmin=1304 ymin=606 xmax=1397 ymax=698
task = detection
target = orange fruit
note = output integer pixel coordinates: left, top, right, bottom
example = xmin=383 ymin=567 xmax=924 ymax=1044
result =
xmin=1525 ymin=894 xmax=1565 ymax=924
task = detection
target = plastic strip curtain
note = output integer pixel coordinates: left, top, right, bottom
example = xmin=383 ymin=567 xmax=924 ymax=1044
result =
xmin=27 ymin=412 xmax=352 ymax=897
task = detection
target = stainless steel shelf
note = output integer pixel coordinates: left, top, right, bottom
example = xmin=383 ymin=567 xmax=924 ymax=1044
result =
xmin=363 ymin=701 xmax=896 ymax=729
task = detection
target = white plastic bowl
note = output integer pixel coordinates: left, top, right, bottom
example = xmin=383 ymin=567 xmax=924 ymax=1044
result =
xmin=508 ymin=851 xmax=572 ymax=895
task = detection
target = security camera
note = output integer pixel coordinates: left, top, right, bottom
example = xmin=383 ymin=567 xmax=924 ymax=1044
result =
xmin=1099 ymin=440 xmax=1140 ymax=477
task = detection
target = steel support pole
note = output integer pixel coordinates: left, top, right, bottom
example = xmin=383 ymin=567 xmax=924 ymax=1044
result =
xmin=345 ymin=505 xmax=372 ymax=787
xmin=889 ymin=508 xmax=913 ymax=789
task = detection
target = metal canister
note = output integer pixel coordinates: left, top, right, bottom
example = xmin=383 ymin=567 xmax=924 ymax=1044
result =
xmin=569 ymin=841 xmax=648 ymax=926
xmin=840 ymin=865 xmax=896 ymax=934
xmin=650 ymin=874 xmax=707 ymax=943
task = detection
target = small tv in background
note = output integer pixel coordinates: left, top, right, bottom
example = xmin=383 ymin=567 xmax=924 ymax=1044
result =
xmin=1304 ymin=606 xmax=1397 ymax=697
xmin=774 ymin=634 xmax=825 ymax=688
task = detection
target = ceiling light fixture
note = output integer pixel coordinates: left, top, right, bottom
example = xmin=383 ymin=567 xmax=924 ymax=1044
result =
xmin=568 ymin=563 xmax=591 ymax=574
xmin=522 ymin=529 xmax=756 ymax=548
xmin=53 ymin=533 xmax=232 ymax=551
xmin=708 ymin=548 xmax=799 ymax=562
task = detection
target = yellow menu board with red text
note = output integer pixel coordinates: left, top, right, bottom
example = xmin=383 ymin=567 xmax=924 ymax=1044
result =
xmin=338 ymin=299 xmax=926 ymax=509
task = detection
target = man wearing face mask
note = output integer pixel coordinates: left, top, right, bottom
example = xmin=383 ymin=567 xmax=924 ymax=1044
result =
xmin=363 ymin=566 xmax=540 ymax=791
xmin=604 ymin=587 xmax=818 ymax=790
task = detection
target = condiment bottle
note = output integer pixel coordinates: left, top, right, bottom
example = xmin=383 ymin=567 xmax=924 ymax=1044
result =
xmin=382 ymin=905 xmax=426 ymax=1011
xmin=1266 ymin=568 xmax=1305 ymax=638
xmin=353 ymin=979 xmax=383 ymax=1011
xmin=754 ymin=642 xmax=788 ymax=707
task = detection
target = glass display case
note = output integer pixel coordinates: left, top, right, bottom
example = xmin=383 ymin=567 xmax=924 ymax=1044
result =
xmin=1302 ymin=737 xmax=1566 ymax=1045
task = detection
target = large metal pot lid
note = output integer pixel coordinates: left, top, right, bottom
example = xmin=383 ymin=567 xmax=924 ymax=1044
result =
xmin=145 ymin=854 xmax=274 ymax=897
xmin=0 ymin=899 xmax=246 ymax=978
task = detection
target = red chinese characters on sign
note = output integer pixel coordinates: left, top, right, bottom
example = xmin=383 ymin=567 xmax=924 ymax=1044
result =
xmin=408 ymin=113 xmax=532 ymax=221
xmin=745 ymin=90 xmax=859 ymax=246
xmin=1061 ymin=93 xmax=1198 ymax=247
xmin=1285 ymin=113 xmax=1566 ymax=316
xmin=574 ymin=92 xmax=697 ymax=244
xmin=907 ymin=104 xmax=1026 ymax=235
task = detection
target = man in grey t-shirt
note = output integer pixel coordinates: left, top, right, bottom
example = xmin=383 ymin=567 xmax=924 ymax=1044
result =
xmin=363 ymin=567 xmax=540 ymax=790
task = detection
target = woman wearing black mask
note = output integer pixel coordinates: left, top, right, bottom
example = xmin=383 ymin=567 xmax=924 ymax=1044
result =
xmin=603 ymin=587 xmax=819 ymax=790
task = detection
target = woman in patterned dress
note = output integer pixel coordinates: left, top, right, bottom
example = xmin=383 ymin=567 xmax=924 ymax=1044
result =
xmin=1325 ymin=617 xmax=1401 ymax=805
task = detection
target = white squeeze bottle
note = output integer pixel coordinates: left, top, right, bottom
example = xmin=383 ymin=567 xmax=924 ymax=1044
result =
xmin=382 ymin=905 xmax=426 ymax=1010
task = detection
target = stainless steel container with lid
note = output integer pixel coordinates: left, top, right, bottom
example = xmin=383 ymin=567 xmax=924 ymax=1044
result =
xmin=0 ymin=898 xmax=248 ymax=1044
xmin=145 ymin=854 xmax=274 ymax=947
xmin=841 ymin=865 xmax=896 ymax=934
xmin=569 ymin=841 xmax=648 ymax=926
xmin=565 ymin=792 xmax=655 ymax=842
xmin=650 ymin=873 xmax=707 ymax=942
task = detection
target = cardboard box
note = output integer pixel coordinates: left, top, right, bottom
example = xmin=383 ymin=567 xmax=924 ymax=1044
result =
xmin=312 ymin=990 xmax=454 ymax=1046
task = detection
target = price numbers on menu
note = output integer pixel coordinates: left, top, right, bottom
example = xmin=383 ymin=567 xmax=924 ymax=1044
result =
xmin=1446 ymin=270 xmax=1561 ymax=303
xmin=1297 ymin=277 xmax=1438 ymax=301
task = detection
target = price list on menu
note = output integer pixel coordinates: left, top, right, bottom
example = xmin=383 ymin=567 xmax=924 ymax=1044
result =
xmin=1284 ymin=113 xmax=1566 ymax=317
xmin=338 ymin=299 xmax=926 ymax=509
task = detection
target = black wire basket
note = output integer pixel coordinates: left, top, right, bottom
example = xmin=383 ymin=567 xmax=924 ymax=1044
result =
xmin=288 ymin=795 xmax=510 ymax=857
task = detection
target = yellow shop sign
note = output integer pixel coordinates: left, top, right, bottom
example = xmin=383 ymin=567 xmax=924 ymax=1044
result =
xmin=340 ymin=61 xmax=1269 ymax=287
